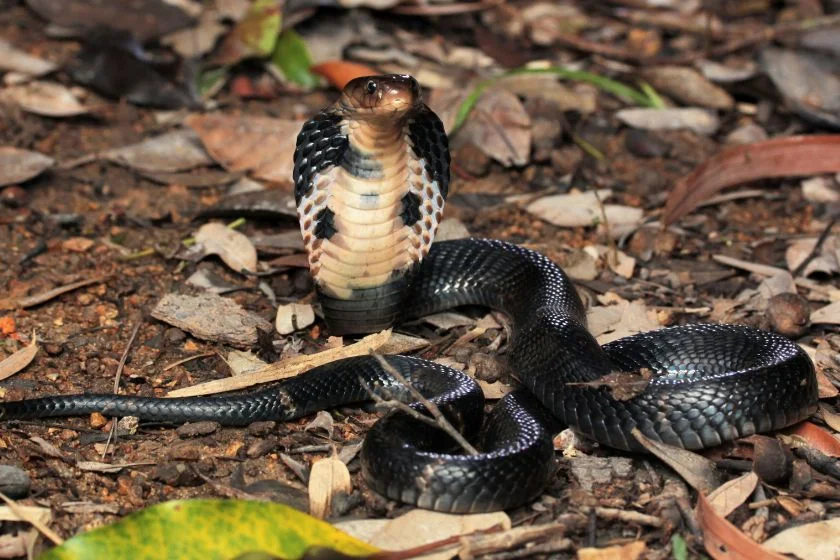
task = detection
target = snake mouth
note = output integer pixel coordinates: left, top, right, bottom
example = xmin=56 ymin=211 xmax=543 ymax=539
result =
xmin=294 ymin=74 xmax=450 ymax=335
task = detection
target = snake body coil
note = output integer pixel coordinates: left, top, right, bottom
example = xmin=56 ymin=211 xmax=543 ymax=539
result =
xmin=0 ymin=76 xmax=819 ymax=513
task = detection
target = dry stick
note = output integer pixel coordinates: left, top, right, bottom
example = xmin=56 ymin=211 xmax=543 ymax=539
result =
xmin=162 ymin=351 xmax=216 ymax=371
xmin=101 ymin=320 xmax=143 ymax=460
xmin=792 ymin=217 xmax=837 ymax=277
xmin=0 ymin=491 xmax=63 ymax=546
xmin=370 ymin=352 xmax=479 ymax=455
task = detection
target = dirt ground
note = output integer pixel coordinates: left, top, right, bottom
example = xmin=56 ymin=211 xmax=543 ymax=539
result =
xmin=1 ymin=1 xmax=840 ymax=559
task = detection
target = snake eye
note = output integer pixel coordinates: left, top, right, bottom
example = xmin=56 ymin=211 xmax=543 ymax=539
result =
xmin=365 ymin=80 xmax=377 ymax=95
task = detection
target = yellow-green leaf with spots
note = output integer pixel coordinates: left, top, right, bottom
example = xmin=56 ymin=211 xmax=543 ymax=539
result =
xmin=40 ymin=499 xmax=379 ymax=560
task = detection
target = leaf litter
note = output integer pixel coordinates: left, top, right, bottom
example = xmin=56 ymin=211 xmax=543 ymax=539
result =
xmin=3 ymin=0 xmax=840 ymax=556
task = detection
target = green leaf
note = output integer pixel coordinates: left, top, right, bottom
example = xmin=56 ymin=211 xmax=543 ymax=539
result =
xmin=271 ymin=30 xmax=319 ymax=89
xmin=40 ymin=499 xmax=379 ymax=560
xmin=670 ymin=533 xmax=688 ymax=560
xmin=451 ymin=66 xmax=656 ymax=135
xmin=214 ymin=0 xmax=281 ymax=65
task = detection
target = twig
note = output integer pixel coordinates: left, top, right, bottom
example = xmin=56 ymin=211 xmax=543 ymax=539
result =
xmin=162 ymin=352 xmax=216 ymax=371
xmin=0 ymin=491 xmax=64 ymax=546
xmin=370 ymin=352 xmax=479 ymax=455
xmin=792 ymin=217 xmax=837 ymax=277
xmin=101 ymin=319 xmax=143 ymax=460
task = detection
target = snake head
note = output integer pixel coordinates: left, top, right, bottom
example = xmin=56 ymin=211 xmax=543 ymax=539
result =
xmin=339 ymin=74 xmax=422 ymax=119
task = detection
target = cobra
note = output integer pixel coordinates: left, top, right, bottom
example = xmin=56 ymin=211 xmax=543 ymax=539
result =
xmin=0 ymin=75 xmax=819 ymax=513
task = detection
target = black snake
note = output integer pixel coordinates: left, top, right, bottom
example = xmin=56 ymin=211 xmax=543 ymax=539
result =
xmin=0 ymin=75 xmax=819 ymax=513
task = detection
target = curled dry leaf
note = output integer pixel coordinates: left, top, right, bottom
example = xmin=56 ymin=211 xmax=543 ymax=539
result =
xmin=663 ymin=135 xmax=840 ymax=225
xmin=0 ymin=38 xmax=57 ymax=76
xmin=185 ymin=113 xmax=303 ymax=183
xmin=616 ymin=108 xmax=720 ymax=135
xmin=763 ymin=518 xmax=840 ymax=560
xmin=103 ymin=130 xmax=213 ymax=173
xmin=0 ymin=335 xmax=39 ymax=382
xmin=524 ymin=190 xmax=643 ymax=230
xmin=696 ymin=493 xmax=787 ymax=560
xmin=640 ymin=66 xmax=734 ymax=110
xmin=811 ymin=301 xmax=840 ymax=325
xmin=0 ymin=81 xmax=90 ymax=117
xmin=192 ymin=222 xmax=258 ymax=273
xmin=336 ymin=509 xmax=509 ymax=560
xmin=787 ymin=235 xmax=840 ymax=278
xmin=304 ymin=410 xmax=334 ymax=436
xmin=0 ymin=147 xmax=54 ymax=187
xmin=151 ymin=293 xmax=273 ymax=348
xmin=631 ymin=428 xmax=719 ymax=492
xmin=275 ymin=303 xmax=316 ymax=335
xmin=705 ymin=472 xmax=758 ymax=518
xmin=308 ymin=453 xmax=352 ymax=519
xmin=456 ymin=88 xmax=531 ymax=166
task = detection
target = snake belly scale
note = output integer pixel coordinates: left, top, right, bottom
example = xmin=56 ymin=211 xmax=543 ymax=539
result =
xmin=0 ymin=75 xmax=819 ymax=513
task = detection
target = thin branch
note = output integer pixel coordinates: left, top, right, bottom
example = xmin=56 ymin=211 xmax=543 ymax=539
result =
xmin=0 ymin=491 xmax=64 ymax=546
xmin=101 ymin=319 xmax=143 ymax=460
xmin=369 ymin=352 xmax=479 ymax=456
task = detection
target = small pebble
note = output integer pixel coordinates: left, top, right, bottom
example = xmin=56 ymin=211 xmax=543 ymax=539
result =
xmin=151 ymin=463 xmax=202 ymax=487
xmin=167 ymin=441 xmax=204 ymax=461
xmin=0 ymin=465 xmax=30 ymax=498
xmin=89 ymin=412 xmax=107 ymax=429
xmin=44 ymin=343 xmax=63 ymax=356
xmin=176 ymin=421 xmax=220 ymax=438
xmin=767 ymin=293 xmax=810 ymax=337
xmin=0 ymin=186 xmax=28 ymax=208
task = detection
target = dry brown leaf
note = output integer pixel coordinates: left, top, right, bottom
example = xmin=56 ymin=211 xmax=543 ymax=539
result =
xmin=308 ymin=453 xmax=352 ymax=519
xmin=577 ymin=541 xmax=646 ymax=560
xmin=103 ymin=130 xmax=213 ymax=173
xmin=640 ymin=66 xmax=734 ymax=109
xmin=0 ymin=38 xmax=57 ymax=76
xmin=151 ymin=292 xmax=273 ymax=348
xmin=185 ymin=113 xmax=304 ymax=184
xmin=336 ymin=509 xmax=510 ymax=560
xmin=664 ymin=135 xmax=840 ymax=225
xmin=631 ymin=428 xmax=719 ymax=492
xmin=811 ymin=300 xmax=840 ymax=325
xmin=763 ymin=518 xmax=840 ymax=560
xmin=786 ymin=235 xmax=840 ymax=277
xmin=0 ymin=276 xmax=106 ymax=310
xmin=783 ymin=421 xmax=840 ymax=457
xmin=304 ymin=410 xmax=334 ymax=436
xmin=616 ymin=108 xmax=720 ymax=135
xmin=275 ymin=303 xmax=316 ymax=335
xmin=524 ymin=190 xmax=643 ymax=230
xmin=0 ymin=81 xmax=90 ymax=117
xmin=457 ymin=88 xmax=531 ymax=166
xmin=696 ymin=493 xmax=787 ymax=560
xmin=0 ymin=335 xmax=38 ymax=381
xmin=706 ymin=472 xmax=758 ymax=518
xmin=167 ymin=329 xmax=392 ymax=397
xmin=588 ymin=296 xmax=661 ymax=345
xmin=190 ymin=222 xmax=258 ymax=273
xmin=820 ymin=405 xmax=840 ymax=432
xmin=0 ymin=146 xmax=54 ymax=187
